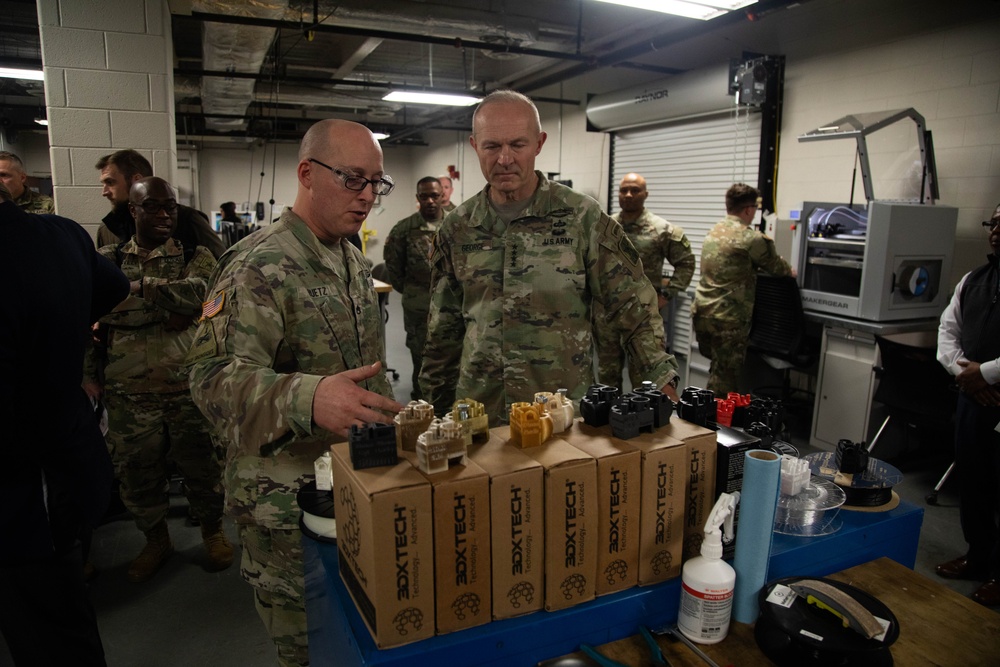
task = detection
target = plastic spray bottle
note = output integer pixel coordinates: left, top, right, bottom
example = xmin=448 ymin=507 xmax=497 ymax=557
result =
xmin=677 ymin=491 xmax=740 ymax=644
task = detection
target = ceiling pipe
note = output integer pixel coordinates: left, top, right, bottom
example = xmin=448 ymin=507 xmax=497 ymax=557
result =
xmin=385 ymin=0 xmax=809 ymax=144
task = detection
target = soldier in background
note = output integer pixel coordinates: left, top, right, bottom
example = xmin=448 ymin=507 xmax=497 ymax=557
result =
xmin=692 ymin=183 xmax=793 ymax=395
xmin=438 ymin=174 xmax=456 ymax=212
xmin=596 ymin=172 xmax=695 ymax=388
xmin=383 ymin=176 xmax=445 ymax=399
xmin=188 ymin=120 xmax=403 ymax=667
xmin=84 ymin=177 xmax=231 ymax=583
xmin=95 ymin=150 xmax=225 ymax=258
xmin=420 ymin=90 xmax=679 ymax=425
xmin=0 ymin=151 xmax=54 ymax=214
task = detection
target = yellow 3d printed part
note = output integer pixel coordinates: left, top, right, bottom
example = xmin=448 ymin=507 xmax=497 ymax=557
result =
xmin=451 ymin=398 xmax=490 ymax=445
xmin=510 ymin=402 xmax=554 ymax=448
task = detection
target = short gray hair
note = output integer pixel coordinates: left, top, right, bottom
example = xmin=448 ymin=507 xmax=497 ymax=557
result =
xmin=472 ymin=90 xmax=541 ymax=135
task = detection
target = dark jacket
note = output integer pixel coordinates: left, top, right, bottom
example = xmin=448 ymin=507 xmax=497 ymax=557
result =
xmin=1 ymin=201 xmax=129 ymax=565
xmin=100 ymin=204 xmax=226 ymax=259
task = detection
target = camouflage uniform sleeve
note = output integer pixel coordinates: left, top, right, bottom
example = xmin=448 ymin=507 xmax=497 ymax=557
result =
xmin=662 ymin=226 xmax=696 ymax=298
xmin=383 ymin=221 xmax=406 ymax=293
xmin=748 ymin=232 xmax=792 ymax=277
xmin=592 ymin=214 xmax=679 ymax=388
xmin=418 ymin=232 xmax=463 ymax=414
xmin=188 ymin=263 xmax=322 ymax=455
xmin=142 ymin=246 xmax=217 ymax=315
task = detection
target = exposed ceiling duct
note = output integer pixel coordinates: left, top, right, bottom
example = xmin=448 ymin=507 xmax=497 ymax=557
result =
xmin=197 ymin=0 xmax=289 ymax=132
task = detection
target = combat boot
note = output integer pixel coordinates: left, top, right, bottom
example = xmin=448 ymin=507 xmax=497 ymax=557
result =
xmin=127 ymin=522 xmax=173 ymax=583
xmin=201 ymin=522 xmax=234 ymax=572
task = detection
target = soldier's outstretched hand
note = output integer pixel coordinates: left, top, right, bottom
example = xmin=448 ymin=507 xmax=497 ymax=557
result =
xmin=312 ymin=362 xmax=405 ymax=436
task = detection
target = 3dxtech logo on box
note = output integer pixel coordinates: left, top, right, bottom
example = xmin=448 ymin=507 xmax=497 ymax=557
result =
xmin=561 ymin=421 xmax=642 ymax=595
xmin=467 ymin=431 xmax=544 ymax=620
xmin=330 ymin=443 xmax=435 ymax=649
xmin=401 ymin=451 xmax=492 ymax=634
xmin=515 ymin=433 xmax=598 ymax=612
xmin=657 ymin=417 xmax=717 ymax=561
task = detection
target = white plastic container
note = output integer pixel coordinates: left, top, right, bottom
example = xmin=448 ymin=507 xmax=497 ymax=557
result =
xmin=677 ymin=492 xmax=738 ymax=644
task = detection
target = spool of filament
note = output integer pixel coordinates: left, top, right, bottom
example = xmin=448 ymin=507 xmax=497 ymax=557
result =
xmin=803 ymin=451 xmax=903 ymax=510
xmin=774 ymin=477 xmax=846 ymax=536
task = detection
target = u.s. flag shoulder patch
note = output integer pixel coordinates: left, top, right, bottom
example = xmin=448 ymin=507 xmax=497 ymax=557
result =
xmin=201 ymin=291 xmax=226 ymax=320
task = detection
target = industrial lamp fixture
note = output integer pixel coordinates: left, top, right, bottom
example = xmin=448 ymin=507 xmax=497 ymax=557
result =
xmin=0 ymin=66 xmax=45 ymax=81
xmin=382 ymin=91 xmax=481 ymax=107
xmin=592 ymin=0 xmax=757 ymax=20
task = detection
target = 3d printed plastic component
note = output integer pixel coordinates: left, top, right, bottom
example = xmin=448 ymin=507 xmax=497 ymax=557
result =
xmin=349 ymin=423 xmax=399 ymax=470
xmin=450 ymin=398 xmax=490 ymax=446
xmin=632 ymin=380 xmax=674 ymax=428
xmin=780 ymin=455 xmax=811 ymax=496
xmin=314 ymin=451 xmax=333 ymax=491
xmin=609 ymin=395 xmax=655 ymax=439
xmin=394 ymin=399 xmax=435 ymax=452
xmin=580 ymin=384 xmax=620 ymax=427
xmin=509 ymin=402 xmax=554 ymax=448
xmin=415 ymin=417 xmax=467 ymax=474
xmin=678 ymin=386 xmax=715 ymax=427
xmin=533 ymin=389 xmax=575 ymax=433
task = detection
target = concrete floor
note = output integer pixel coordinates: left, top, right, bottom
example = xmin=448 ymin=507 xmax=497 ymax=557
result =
xmin=1 ymin=295 xmax=991 ymax=667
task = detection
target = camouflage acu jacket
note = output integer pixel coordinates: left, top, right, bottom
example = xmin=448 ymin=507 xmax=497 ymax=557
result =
xmin=88 ymin=238 xmax=215 ymax=394
xmin=420 ymin=172 xmax=678 ymax=425
xmin=693 ymin=215 xmax=792 ymax=322
xmin=187 ymin=208 xmax=392 ymax=529
xmin=15 ymin=189 xmax=54 ymax=215
xmin=383 ymin=210 xmax=440 ymax=317
xmin=612 ymin=209 xmax=695 ymax=300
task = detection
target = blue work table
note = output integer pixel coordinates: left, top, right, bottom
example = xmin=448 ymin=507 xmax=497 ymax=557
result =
xmin=305 ymin=499 xmax=923 ymax=667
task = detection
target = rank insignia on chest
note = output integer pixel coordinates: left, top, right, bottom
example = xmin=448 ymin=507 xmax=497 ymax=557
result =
xmin=200 ymin=291 xmax=225 ymax=320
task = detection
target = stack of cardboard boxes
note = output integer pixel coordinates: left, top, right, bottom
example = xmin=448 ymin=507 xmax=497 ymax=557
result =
xmin=329 ymin=415 xmax=718 ymax=648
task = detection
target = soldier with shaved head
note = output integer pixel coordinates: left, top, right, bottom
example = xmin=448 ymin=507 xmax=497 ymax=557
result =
xmin=188 ymin=120 xmax=404 ymax=666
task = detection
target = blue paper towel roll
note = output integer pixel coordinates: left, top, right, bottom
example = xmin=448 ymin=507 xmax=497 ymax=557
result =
xmin=732 ymin=449 xmax=781 ymax=624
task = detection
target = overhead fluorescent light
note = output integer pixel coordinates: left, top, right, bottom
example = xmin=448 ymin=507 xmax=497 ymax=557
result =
xmin=34 ymin=118 xmax=48 ymax=126
xmin=592 ymin=0 xmax=757 ymax=21
xmin=383 ymin=91 xmax=481 ymax=107
xmin=371 ymin=132 xmax=390 ymax=141
xmin=0 ymin=66 xmax=45 ymax=81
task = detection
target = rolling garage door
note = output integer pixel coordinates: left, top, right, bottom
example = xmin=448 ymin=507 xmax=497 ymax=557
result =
xmin=610 ymin=110 xmax=763 ymax=381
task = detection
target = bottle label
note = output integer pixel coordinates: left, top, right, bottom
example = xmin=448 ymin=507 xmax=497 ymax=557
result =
xmin=678 ymin=582 xmax=734 ymax=641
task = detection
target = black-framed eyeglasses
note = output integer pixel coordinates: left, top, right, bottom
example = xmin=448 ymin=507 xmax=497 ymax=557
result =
xmin=308 ymin=158 xmax=394 ymax=196
xmin=982 ymin=219 xmax=1000 ymax=231
xmin=137 ymin=201 xmax=178 ymax=215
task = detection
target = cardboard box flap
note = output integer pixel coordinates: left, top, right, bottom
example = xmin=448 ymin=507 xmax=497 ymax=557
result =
xmin=660 ymin=417 xmax=715 ymax=442
xmin=469 ymin=432 xmax=546 ymax=473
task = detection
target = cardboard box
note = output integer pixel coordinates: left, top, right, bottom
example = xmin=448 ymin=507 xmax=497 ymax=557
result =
xmin=400 ymin=452 xmax=492 ymax=635
xmin=561 ymin=421 xmax=642 ymax=595
xmin=330 ymin=442 xmax=435 ymax=648
xmin=714 ymin=426 xmax=762 ymax=559
xmin=495 ymin=427 xmax=598 ymax=611
xmin=467 ymin=433 xmax=545 ymax=619
xmin=585 ymin=422 xmax=688 ymax=585
xmin=658 ymin=417 xmax=718 ymax=560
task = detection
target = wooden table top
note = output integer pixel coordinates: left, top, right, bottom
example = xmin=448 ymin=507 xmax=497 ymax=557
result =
xmin=373 ymin=278 xmax=392 ymax=294
xmin=560 ymin=558 xmax=1000 ymax=667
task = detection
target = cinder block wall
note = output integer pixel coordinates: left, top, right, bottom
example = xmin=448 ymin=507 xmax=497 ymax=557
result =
xmin=38 ymin=0 xmax=176 ymax=239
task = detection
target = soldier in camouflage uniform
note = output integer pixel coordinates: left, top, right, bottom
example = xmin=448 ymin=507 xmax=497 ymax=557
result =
xmin=383 ymin=176 xmax=445 ymax=399
xmin=596 ymin=172 xmax=696 ymax=388
xmin=420 ymin=91 xmax=680 ymax=425
xmin=692 ymin=183 xmax=793 ymax=395
xmin=438 ymin=174 xmax=457 ymax=212
xmin=0 ymin=151 xmax=54 ymax=214
xmin=84 ymin=177 xmax=232 ymax=584
xmin=188 ymin=120 xmax=404 ymax=667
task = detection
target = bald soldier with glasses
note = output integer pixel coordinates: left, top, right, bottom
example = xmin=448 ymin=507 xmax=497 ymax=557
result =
xmin=188 ymin=120 xmax=403 ymax=667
